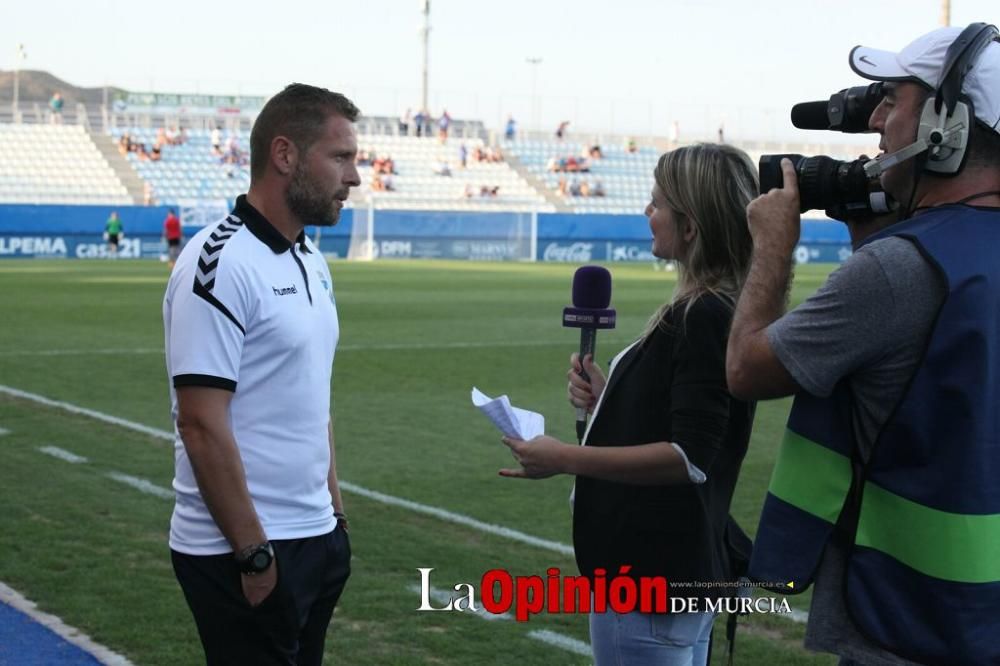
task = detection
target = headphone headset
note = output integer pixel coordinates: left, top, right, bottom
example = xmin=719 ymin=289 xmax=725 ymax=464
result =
xmin=916 ymin=22 xmax=999 ymax=176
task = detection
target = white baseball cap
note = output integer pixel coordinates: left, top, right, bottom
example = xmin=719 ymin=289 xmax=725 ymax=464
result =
xmin=849 ymin=25 xmax=1000 ymax=135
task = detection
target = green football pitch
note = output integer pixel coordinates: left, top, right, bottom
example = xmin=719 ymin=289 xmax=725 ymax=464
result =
xmin=0 ymin=259 xmax=838 ymax=665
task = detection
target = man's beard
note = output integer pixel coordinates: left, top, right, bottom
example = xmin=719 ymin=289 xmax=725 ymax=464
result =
xmin=286 ymin=165 xmax=342 ymax=227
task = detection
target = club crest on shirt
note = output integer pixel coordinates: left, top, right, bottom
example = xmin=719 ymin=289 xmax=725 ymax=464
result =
xmin=317 ymin=270 xmax=334 ymax=302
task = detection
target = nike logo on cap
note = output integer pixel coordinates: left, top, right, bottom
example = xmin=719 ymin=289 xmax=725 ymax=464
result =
xmin=859 ymin=55 xmax=876 ymax=66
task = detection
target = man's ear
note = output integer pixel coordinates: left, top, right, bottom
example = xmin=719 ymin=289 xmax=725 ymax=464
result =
xmin=271 ymin=136 xmax=297 ymax=176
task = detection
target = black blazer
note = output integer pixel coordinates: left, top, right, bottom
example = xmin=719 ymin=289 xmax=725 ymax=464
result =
xmin=572 ymin=294 xmax=755 ymax=591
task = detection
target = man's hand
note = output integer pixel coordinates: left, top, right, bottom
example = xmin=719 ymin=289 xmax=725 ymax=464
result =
xmin=241 ymin=560 xmax=278 ymax=607
xmin=747 ymin=158 xmax=801 ymax=257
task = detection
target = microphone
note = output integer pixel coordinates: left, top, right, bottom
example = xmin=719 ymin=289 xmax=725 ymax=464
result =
xmin=562 ymin=266 xmax=616 ymax=443
xmin=791 ymin=83 xmax=884 ymax=133
xmin=790 ymin=101 xmax=831 ymax=131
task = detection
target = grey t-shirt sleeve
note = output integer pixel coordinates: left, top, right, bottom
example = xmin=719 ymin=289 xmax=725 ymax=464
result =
xmin=767 ymin=236 xmax=943 ymax=399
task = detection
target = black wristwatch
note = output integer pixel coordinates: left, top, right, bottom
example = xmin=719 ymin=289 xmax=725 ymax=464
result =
xmin=235 ymin=542 xmax=274 ymax=575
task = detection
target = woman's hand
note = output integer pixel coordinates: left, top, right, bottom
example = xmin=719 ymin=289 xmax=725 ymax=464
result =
xmin=567 ymin=353 xmax=607 ymax=414
xmin=499 ymin=435 xmax=573 ymax=479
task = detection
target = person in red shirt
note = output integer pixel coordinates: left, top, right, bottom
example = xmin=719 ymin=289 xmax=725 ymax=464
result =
xmin=163 ymin=209 xmax=182 ymax=270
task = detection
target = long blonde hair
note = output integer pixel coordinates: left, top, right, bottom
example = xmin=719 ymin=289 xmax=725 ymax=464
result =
xmin=643 ymin=143 xmax=757 ymax=337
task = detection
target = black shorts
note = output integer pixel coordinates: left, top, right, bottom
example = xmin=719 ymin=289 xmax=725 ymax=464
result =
xmin=167 ymin=238 xmax=180 ymax=247
xmin=107 ymin=234 xmax=120 ymax=246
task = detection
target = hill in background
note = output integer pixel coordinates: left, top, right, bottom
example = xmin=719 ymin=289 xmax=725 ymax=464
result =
xmin=0 ymin=70 xmax=126 ymax=106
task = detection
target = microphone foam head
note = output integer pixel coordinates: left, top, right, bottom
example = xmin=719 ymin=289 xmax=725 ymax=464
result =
xmin=572 ymin=266 xmax=612 ymax=309
xmin=790 ymin=101 xmax=831 ymax=130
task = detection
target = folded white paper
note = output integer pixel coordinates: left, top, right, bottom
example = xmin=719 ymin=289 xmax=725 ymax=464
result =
xmin=471 ymin=387 xmax=545 ymax=439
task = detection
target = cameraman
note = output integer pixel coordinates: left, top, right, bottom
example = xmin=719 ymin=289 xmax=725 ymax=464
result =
xmin=727 ymin=25 xmax=1000 ymax=665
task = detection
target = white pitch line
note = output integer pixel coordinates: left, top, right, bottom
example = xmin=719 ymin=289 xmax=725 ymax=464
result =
xmin=787 ymin=608 xmax=809 ymax=624
xmin=0 ymin=581 xmax=135 ymax=666
xmin=406 ymin=584 xmax=591 ymax=658
xmin=0 ymin=384 xmax=574 ymax=557
xmin=0 ymin=337 xmax=637 ymax=357
xmin=0 ymin=383 xmax=810 ymax=625
xmin=38 ymin=446 xmax=89 ymax=464
xmin=0 ymin=426 xmax=10 ymax=436
xmin=525 ymin=630 xmax=592 ymax=657
xmin=105 ymin=472 xmax=174 ymax=500
xmin=341 ymin=481 xmax=574 ymax=557
xmin=406 ymin=583 xmax=512 ymax=621
xmin=0 ymin=385 xmax=175 ymax=442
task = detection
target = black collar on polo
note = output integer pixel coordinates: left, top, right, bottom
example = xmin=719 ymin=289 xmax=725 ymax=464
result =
xmin=233 ymin=194 xmax=312 ymax=254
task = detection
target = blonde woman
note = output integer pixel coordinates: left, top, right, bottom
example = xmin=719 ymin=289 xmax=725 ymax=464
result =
xmin=502 ymin=143 xmax=758 ymax=666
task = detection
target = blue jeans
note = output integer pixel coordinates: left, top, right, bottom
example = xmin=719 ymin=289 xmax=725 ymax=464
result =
xmin=590 ymin=609 xmax=716 ymax=666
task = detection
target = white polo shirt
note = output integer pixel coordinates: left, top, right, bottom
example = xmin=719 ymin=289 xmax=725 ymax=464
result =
xmin=163 ymin=195 xmax=339 ymax=555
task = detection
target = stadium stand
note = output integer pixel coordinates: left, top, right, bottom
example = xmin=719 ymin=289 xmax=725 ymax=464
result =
xmin=110 ymin=127 xmax=251 ymax=204
xmin=0 ymin=124 xmax=131 ymax=205
xmin=506 ymin=139 xmax=660 ymax=214
xmin=353 ymin=135 xmax=553 ymax=212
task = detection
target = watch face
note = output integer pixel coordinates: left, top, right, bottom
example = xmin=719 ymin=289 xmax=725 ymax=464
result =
xmin=250 ymin=550 xmax=271 ymax=571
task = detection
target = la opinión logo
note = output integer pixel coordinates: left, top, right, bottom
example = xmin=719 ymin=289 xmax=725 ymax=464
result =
xmin=415 ymin=566 xmax=668 ymax=622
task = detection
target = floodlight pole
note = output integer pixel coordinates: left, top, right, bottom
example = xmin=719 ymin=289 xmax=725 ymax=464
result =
xmin=12 ymin=43 xmax=26 ymax=123
xmin=526 ymin=57 xmax=542 ymax=132
xmin=420 ymin=0 xmax=431 ymax=115
xmin=940 ymin=0 xmax=950 ymax=26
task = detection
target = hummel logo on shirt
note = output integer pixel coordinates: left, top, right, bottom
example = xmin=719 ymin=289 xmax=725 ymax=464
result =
xmin=273 ymin=285 xmax=298 ymax=296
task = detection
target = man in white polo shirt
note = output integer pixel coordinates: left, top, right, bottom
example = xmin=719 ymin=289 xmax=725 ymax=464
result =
xmin=163 ymin=83 xmax=360 ymax=665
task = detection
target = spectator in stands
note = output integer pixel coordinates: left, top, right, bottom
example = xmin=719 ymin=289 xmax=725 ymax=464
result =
xmin=49 ymin=92 xmax=64 ymax=124
xmin=569 ymin=178 xmax=583 ymax=196
xmin=150 ymin=144 xmax=163 ymax=162
xmin=163 ymin=208 xmax=182 ymax=270
xmin=210 ymin=126 xmax=223 ymax=156
xmin=591 ymin=179 xmax=606 ymax=197
xmin=433 ymin=159 xmax=452 ymax=177
xmin=118 ymin=133 xmax=132 ymax=157
xmin=557 ymin=177 xmax=568 ymax=197
xmin=414 ymin=109 xmax=426 ymax=137
xmin=717 ymin=124 xmax=725 ymax=143
xmin=479 ymin=185 xmax=499 ymax=197
xmin=462 ymin=183 xmax=474 ymax=198
xmin=165 ymin=126 xmax=180 ymax=145
xmin=485 ymin=146 xmax=503 ymax=163
xmin=626 ymin=137 xmax=638 ymax=154
xmin=155 ymin=128 xmax=168 ymax=151
xmin=223 ymin=135 xmax=248 ymax=167
xmin=505 ymin=115 xmax=517 ymax=142
xmin=104 ymin=211 xmax=124 ymax=258
xmin=580 ymin=180 xmax=591 ymax=197
xmin=370 ymin=172 xmax=394 ymax=192
xmin=555 ymin=120 xmax=570 ymax=140
xmin=458 ymin=144 xmax=468 ymax=169
xmin=438 ymin=109 xmax=452 ymax=143
xmin=588 ymin=145 xmax=604 ymax=159
xmin=399 ymin=108 xmax=411 ymax=135
xmin=472 ymin=146 xmax=485 ymax=163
